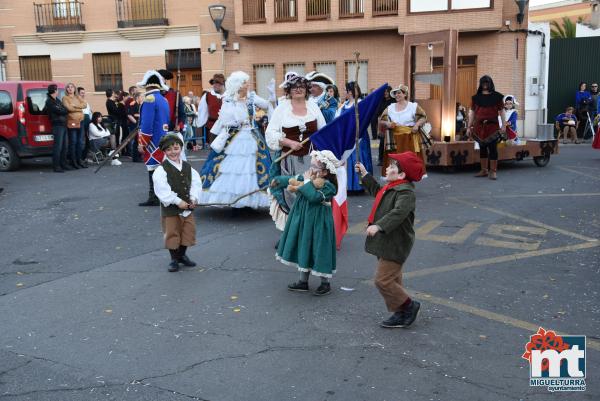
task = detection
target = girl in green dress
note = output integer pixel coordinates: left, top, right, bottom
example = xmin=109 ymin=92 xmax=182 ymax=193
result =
xmin=272 ymin=150 xmax=339 ymax=296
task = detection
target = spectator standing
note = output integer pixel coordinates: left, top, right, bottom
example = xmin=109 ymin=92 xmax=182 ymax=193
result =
xmin=456 ymin=102 xmax=467 ymax=139
xmin=182 ymin=96 xmax=197 ymax=148
xmin=78 ymin=87 xmax=92 ymax=164
xmin=127 ymin=92 xmax=144 ymax=162
xmin=373 ymin=86 xmax=395 ymax=165
xmin=590 ymin=82 xmax=599 ymax=130
xmin=105 ymin=89 xmax=120 ymax=140
xmin=62 ymin=82 xmax=87 ymax=169
xmin=45 ymin=84 xmax=70 ymax=173
xmin=575 ymin=82 xmax=592 ymax=139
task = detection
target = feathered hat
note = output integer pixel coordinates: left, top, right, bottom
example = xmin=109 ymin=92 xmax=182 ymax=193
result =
xmin=137 ymin=70 xmax=169 ymax=91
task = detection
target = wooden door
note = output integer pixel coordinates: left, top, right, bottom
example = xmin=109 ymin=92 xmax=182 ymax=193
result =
xmin=456 ymin=65 xmax=477 ymax=108
xmin=167 ymin=70 xmax=203 ymax=98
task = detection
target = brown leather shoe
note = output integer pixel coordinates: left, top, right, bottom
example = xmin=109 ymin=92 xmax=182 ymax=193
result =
xmin=475 ymin=169 xmax=488 ymax=177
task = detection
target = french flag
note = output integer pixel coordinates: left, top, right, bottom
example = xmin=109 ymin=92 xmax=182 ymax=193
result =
xmin=311 ymin=84 xmax=387 ymax=249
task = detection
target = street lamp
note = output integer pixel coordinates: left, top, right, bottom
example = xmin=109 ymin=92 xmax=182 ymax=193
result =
xmin=208 ymin=5 xmax=229 ymax=41
xmin=515 ymin=0 xmax=529 ymax=25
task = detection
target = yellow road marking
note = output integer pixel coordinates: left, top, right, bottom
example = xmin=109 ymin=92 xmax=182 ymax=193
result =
xmin=404 ymin=241 xmax=600 ymax=279
xmin=451 ymin=198 xmax=598 ymax=242
xmin=475 ymin=224 xmax=547 ymax=251
xmin=413 ymin=290 xmax=600 ymax=352
xmin=490 ymin=192 xmax=600 ymax=198
xmin=416 ymin=220 xmax=482 ymax=244
xmin=558 ymin=166 xmax=600 ymax=181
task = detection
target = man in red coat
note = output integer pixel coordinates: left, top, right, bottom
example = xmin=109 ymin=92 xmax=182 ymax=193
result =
xmin=197 ymin=73 xmax=225 ymax=144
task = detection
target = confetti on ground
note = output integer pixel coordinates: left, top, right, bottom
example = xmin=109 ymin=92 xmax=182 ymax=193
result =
xmin=104 ymin=309 xmax=113 ymax=314
xmin=233 ymin=308 xmax=241 ymax=313
xmin=16 ymin=272 xmax=24 ymax=275
xmin=340 ymin=287 xmax=355 ymax=292
xmin=16 ymin=283 xmax=24 ymax=287
xmin=230 ymin=296 xmax=238 ymax=300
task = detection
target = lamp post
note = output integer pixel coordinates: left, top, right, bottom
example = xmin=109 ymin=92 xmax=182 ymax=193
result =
xmin=515 ymin=0 xmax=529 ymax=25
xmin=208 ymin=5 xmax=229 ymax=41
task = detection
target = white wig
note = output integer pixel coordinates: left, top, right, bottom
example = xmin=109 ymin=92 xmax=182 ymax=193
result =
xmin=224 ymin=71 xmax=250 ymax=100
xmin=136 ymin=70 xmax=169 ymax=91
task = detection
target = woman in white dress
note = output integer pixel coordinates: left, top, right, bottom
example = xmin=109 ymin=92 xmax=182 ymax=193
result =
xmin=265 ymin=72 xmax=326 ymax=231
xmin=199 ymin=71 xmax=272 ymax=208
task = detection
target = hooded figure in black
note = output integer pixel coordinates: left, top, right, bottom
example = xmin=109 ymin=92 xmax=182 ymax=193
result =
xmin=466 ymin=75 xmax=506 ymax=180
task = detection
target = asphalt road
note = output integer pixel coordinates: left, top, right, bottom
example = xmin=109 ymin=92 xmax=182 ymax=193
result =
xmin=0 ymin=143 xmax=598 ymax=401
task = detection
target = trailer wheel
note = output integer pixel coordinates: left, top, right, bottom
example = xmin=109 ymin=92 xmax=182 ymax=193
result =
xmin=0 ymin=140 xmax=21 ymax=172
xmin=533 ymin=155 xmax=550 ymax=167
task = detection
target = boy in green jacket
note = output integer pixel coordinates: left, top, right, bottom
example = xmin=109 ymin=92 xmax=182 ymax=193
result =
xmin=355 ymin=151 xmax=424 ymax=328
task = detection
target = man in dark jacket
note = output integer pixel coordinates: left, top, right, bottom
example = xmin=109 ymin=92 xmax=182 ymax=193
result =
xmin=45 ymin=84 xmax=70 ymax=173
xmin=355 ymin=151 xmax=425 ymax=328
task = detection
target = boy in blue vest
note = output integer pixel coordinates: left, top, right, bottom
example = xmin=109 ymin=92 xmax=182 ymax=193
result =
xmin=152 ymin=134 xmax=203 ymax=272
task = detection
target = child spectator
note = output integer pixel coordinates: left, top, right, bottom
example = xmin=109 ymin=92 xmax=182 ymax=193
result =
xmin=272 ymin=150 xmax=339 ymax=296
xmin=152 ymin=134 xmax=203 ymax=272
xmin=355 ymin=151 xmax=424 ymax=328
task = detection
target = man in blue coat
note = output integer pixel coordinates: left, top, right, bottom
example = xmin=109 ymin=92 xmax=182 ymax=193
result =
xmin=136 ymin=70 xmax=171 ymax=206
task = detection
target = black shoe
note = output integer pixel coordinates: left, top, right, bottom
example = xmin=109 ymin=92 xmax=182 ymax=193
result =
xmin=168 ymin=260 xmax=179 ymax=272
xmin=380 ymin=301 xmax=421 ymax=328
xmin=274 ymin=240 xmax=280 ymax=250
xmin=61 ymin=164 xmax=73 ymax=171
xmin=314 ymin=282 xmax=331 ymax=296
xmin=287 ymin=281 xmax=309 ymax=292
xmin=78 ymin=160 xmax=88 ymax=169
xmin=400 ymin=300 xmax=420 ymax=327
xmin=178 ymin=255 xmax=196 ymax=267
xmin=53 ymin=168 xmax=65 ymax=173
xmin=138 ymin=198 xmax=160 ymax=207
xmin=70 ymin=162 xmax=80 ymax=170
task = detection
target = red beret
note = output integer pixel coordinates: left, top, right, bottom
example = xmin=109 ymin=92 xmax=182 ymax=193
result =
xmin=388 ymin=151 xmax=425 ymax=182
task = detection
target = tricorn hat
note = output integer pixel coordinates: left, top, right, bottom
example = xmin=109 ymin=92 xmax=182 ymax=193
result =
xmin=137 ymin=70 xmax=169 ymax=91
xmin=159 ymin=133 xmax=184 ymax=151
xmin=305 ymin=71 xmax=335 ymax=89
xmin=209 ymin=73 xmax=225 ymax=85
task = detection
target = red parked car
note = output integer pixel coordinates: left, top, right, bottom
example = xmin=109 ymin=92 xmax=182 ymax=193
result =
xmin=0 ymin=81 xmax=65 ymax=171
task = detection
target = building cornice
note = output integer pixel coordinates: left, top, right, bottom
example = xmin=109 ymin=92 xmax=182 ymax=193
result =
xmin=13 ymin=25 xmax=199 ymax=45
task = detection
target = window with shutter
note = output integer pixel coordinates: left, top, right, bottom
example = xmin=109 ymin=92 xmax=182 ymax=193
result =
xmin=92 ymin=53 xmax=123 ymax=92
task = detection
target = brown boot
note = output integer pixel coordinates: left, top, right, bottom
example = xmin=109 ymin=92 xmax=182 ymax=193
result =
xmin=475 ymin=158 xmax=488 ymax=177
xmin=489 ymin=160 xmax=497 ymax=180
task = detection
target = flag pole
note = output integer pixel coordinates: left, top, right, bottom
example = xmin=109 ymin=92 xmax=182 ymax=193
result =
xmin=352 ymin=51 xmax=362 ymax=183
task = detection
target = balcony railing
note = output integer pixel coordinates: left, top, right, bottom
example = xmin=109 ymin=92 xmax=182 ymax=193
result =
xmin=243 ymin=0 xmax=266 ymax=24
xmin=115 ymin=0 xmax=168 ymax=28
xmin=274 ymin=0 xmax=298 ymax=22
xmin=306 ymin=0 xmax=330 ymax=20
xmin=372 ymin=0 xmax=397 ymax=16
xmin=34 ymin=1 xmax=85 ymax=33
xmin=339 ymin=0 xmax=364 ymax=18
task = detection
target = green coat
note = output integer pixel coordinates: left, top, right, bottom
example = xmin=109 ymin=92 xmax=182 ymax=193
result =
xmin=275 ymin=175 xmax=337 ymax=277
xmin=362 ymin=174 xmax=416 ymax=265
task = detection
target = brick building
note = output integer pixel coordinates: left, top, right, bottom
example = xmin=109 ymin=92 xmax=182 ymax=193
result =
xmin=0 ymin=0 xmax=530 ymax=133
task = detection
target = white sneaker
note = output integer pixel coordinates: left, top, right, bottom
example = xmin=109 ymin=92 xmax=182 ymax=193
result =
xmin=111 ymin=159 xmax=122 ymax=166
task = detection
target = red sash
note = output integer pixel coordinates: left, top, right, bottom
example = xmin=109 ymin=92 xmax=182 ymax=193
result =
xmin=368 ymin=179 xmax=409 ymax=224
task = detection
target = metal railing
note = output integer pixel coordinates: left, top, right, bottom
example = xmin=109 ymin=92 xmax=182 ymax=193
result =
xmin=372 ymin=0 xmax=397 ymax=16
xmin=306 ymin=0 xmax=330 ymax=20
xmin=339 ymin=0 xmax=364 ymax=18
xmin=274 ymin=0 xmax=298 ymax=22
xmin=243 ymin=0 xmax=266 ymax=24
xmin=34 ymin=1 xmax=85 ymax=33
xmin=115 ymin=0 xmax=168 ymax=28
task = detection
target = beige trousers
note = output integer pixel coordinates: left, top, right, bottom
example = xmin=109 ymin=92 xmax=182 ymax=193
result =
xmin=374 ymin=258 xmax=410 ymax=312
xmin=161 ymin=214 xmax=196 ymax=250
